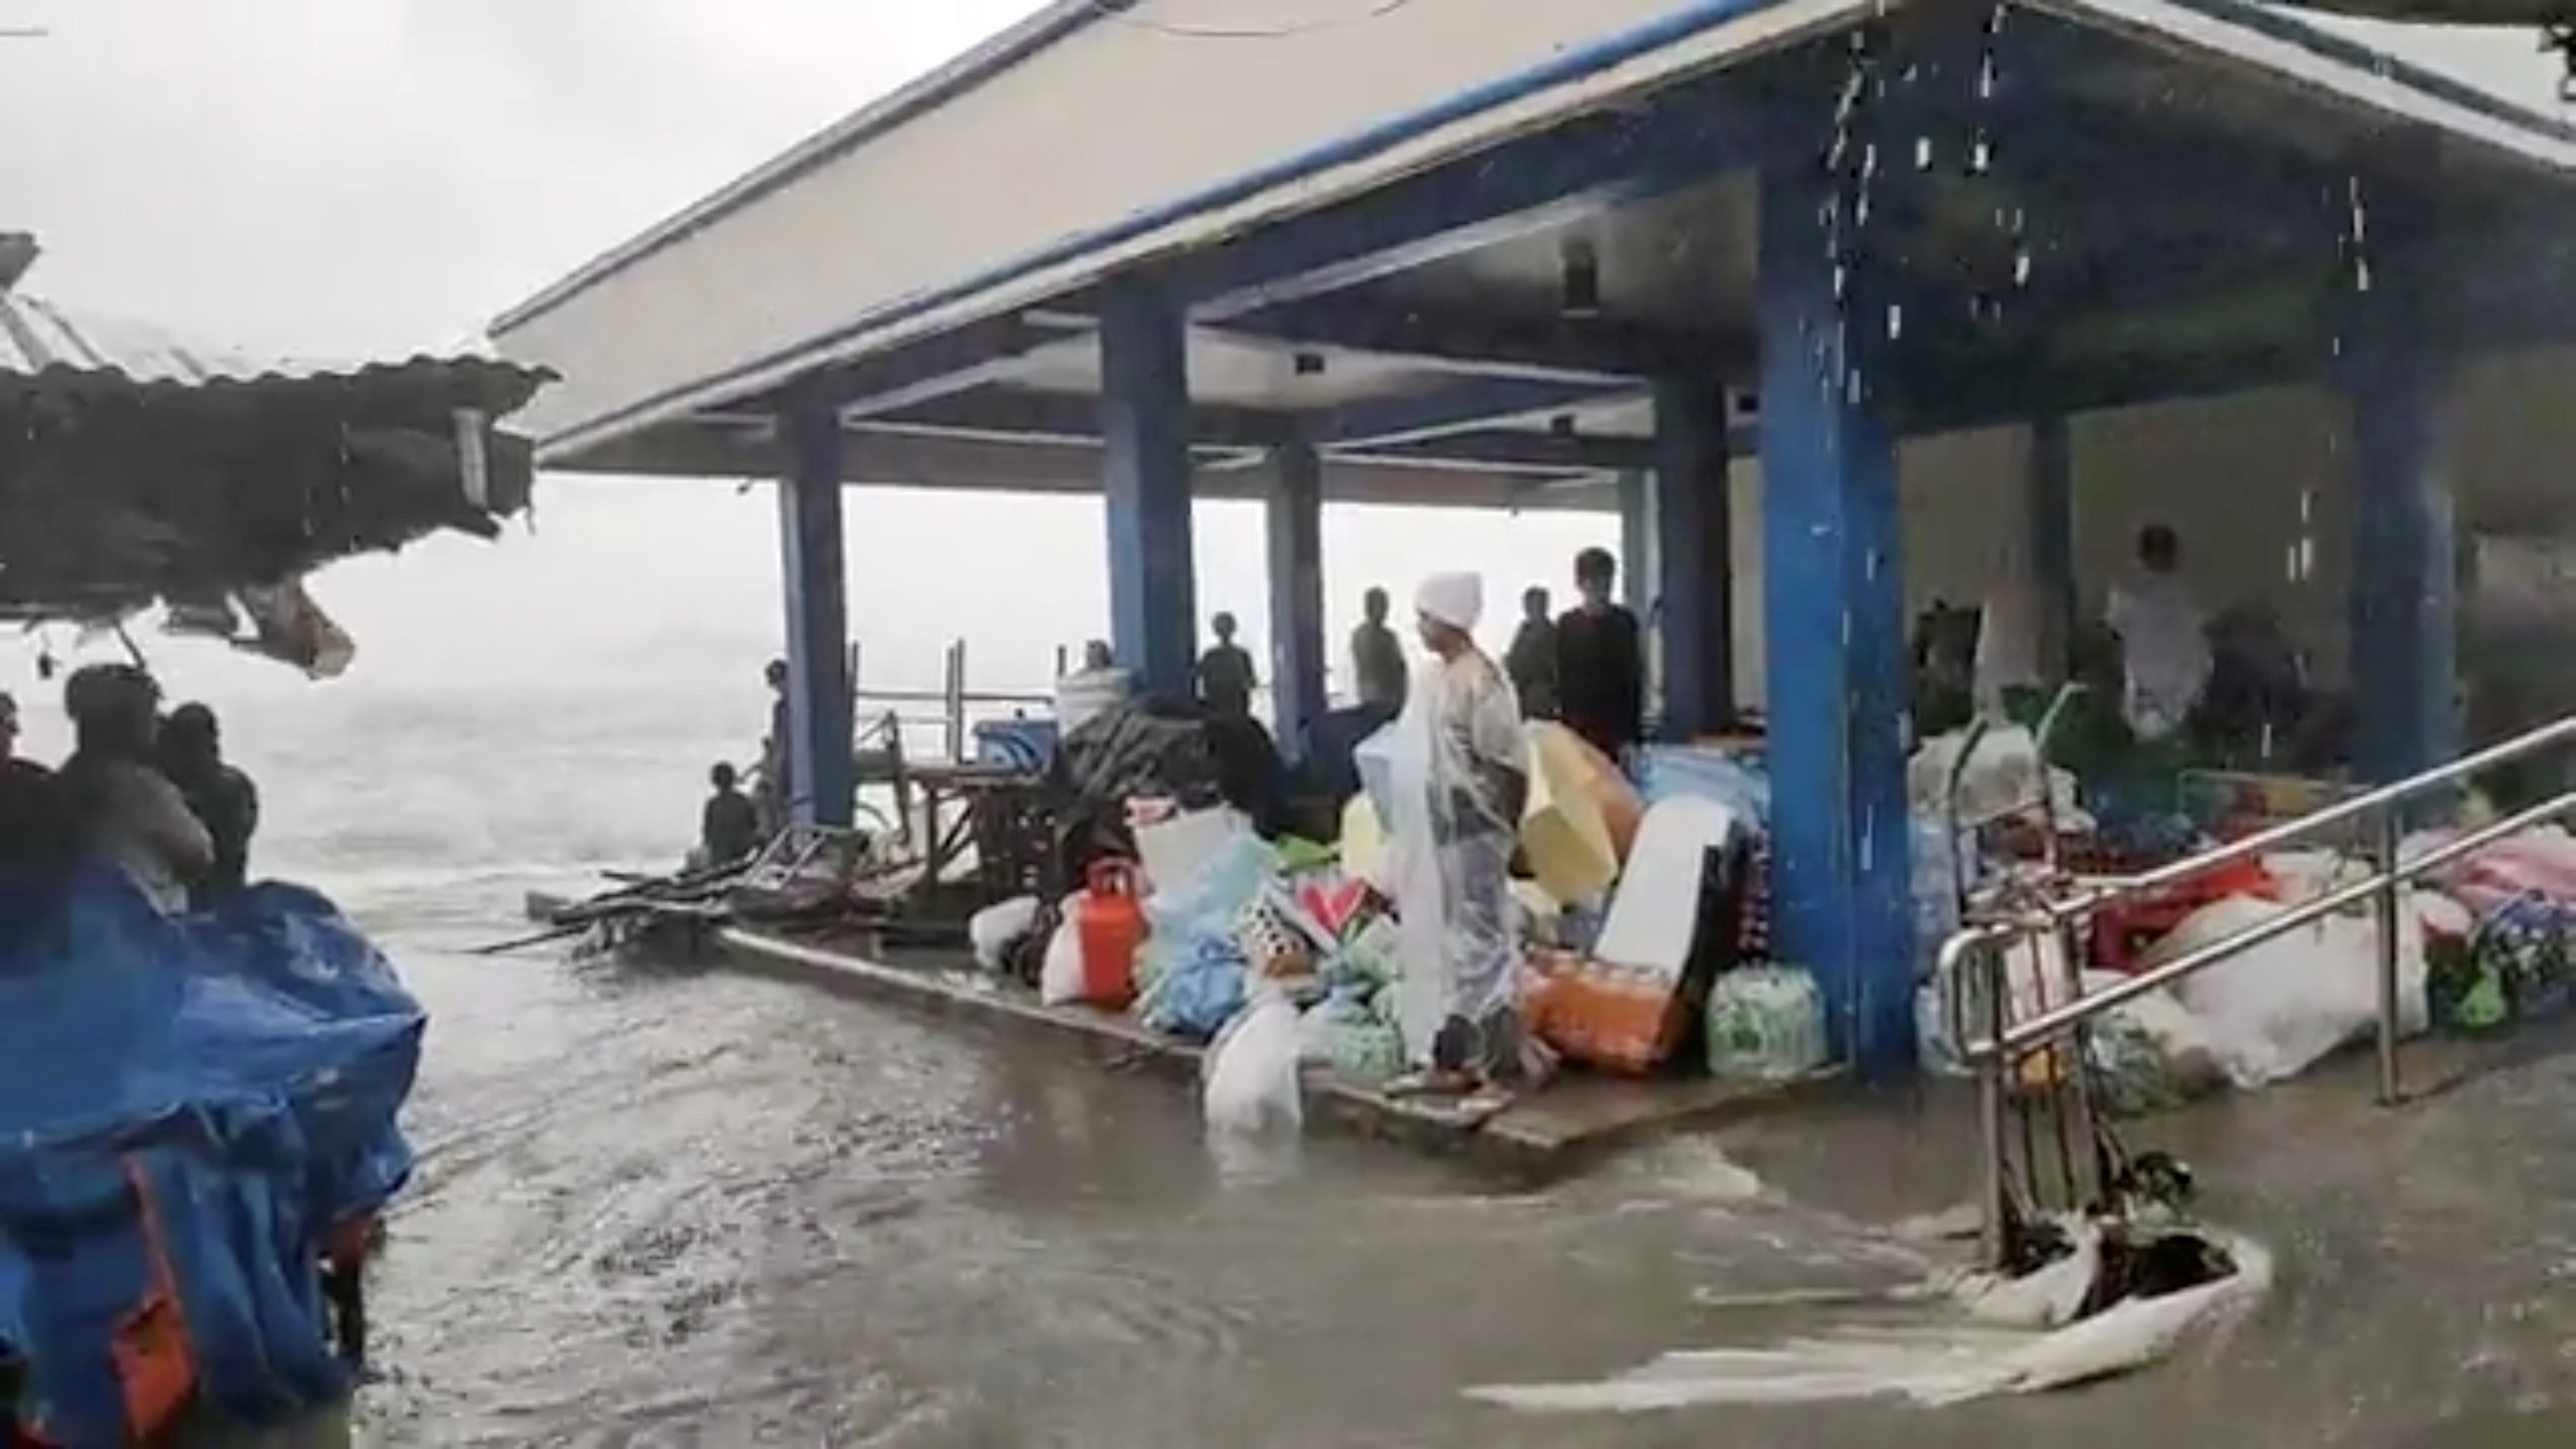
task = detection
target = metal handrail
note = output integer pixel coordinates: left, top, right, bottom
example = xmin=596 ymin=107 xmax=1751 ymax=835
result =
xmin=1947 ymin=709 xmax=2576 ymax=1267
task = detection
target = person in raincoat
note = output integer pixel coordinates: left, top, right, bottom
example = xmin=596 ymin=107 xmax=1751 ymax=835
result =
xmin=1389 ymin=571 xmax=1539 ymax=1105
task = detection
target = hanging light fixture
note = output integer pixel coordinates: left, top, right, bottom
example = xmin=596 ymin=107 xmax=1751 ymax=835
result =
xmin=1560 ymin=236 xmax=1602 ymax=319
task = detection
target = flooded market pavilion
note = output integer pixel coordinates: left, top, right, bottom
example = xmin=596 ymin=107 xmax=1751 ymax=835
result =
xmin=489 ymin=0 xmax=2576 ymax=1077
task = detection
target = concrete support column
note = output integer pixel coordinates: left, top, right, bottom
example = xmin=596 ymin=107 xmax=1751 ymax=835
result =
xmin=1617 ymin=468 xmax=1657 ymax=614
xmin=2028 ymin=413 xmax=2077 ymax=685
xmin=1099 ymin=278 xmax=1198 ymax=700
xmin=2340 ymin=254 xmax=2461 ymax=785
xmin=1652 ymin=376 xmax=1735 ymax=740
xmin=778 ymin=390 xmax=855 ymax=829
xmin=1756 ymin=165 xmax=1915 ymax=1076
xmin=1266 ymin=438 xmax=1328 ymax=758
xmin=1616 ymin=468 xmax=1662 ymax=728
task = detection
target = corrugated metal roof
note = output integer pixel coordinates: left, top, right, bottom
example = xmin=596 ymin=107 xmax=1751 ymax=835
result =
xmin=0 ymin=287 xmax=553 ymax=408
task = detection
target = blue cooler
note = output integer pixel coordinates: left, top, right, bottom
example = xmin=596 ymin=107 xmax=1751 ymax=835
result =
xmin=975 ymin=717 xmax=1060 ymax=774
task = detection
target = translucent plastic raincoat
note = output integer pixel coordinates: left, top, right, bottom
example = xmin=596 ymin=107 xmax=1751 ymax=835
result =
xmin=1384 ymin=647 xmax=1527 ymax=1065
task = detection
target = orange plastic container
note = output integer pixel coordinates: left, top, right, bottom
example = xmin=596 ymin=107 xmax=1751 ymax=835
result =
xmin=1074 ymin=860 xmax=1146 ymax=1009
xmin=1522 ymin=950 xmax=1690 ymax=1076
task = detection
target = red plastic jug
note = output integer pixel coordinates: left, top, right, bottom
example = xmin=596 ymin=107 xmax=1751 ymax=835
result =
xmin=1074 ymin=860 xmax=1146 ymax=1009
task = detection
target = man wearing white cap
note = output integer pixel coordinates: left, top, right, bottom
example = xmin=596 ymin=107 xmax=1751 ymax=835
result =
xmin=1387 ymin=571 xmax=1537 ymax=1106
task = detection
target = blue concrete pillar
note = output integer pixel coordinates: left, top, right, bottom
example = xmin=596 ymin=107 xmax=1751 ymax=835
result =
xmin=778 ymin=390 xmax=855 ymax=829
xmin=1652 ymin=376 xmax=1735 ymax=740
xmin=2028 ymin=413 xmax=2076 ymax=684
xmin=1099 ymin=278 xmax=1198 ymax=699
xmin=2339 ymin=257 xmax=2460 ymax=785
xmin=1617 ymin=469 xmax=1656 ymax=615
xmin=1266 ymin=438 xmax=1327 ymax=758
xmin=1756 ymin=165 xmax=1915 ymax=1076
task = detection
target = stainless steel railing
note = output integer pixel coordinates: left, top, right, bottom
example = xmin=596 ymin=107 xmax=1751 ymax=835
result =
xmin=849 ymin=638 xmax=1057 ymax=764
xmin=1940 ymin=712 xmax=2576 ymax=1267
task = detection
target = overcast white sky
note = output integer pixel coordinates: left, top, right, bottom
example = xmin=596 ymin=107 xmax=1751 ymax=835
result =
xmin=0 ymin=0 xmax=1049 ymax=355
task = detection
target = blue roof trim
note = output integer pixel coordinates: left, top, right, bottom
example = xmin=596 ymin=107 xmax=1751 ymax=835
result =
xmin=491 ymin=0 xmax=1108 ymax=333
xmin=2143 ymin=0 xmax=2576 ymax=144
xmin=529 ymin=0 xmax=1836 ymax=453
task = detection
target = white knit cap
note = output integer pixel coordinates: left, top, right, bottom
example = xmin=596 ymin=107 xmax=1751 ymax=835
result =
xmin=1413 ymin=571 xmax=1484 ymax=631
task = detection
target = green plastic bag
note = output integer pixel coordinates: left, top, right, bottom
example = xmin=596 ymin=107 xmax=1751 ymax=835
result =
xmin=1706 ymin=966 xmax=1829 ymax=1081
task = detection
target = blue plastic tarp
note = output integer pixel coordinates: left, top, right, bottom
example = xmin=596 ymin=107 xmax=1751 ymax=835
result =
xmin=0 ymin=864 xmax=423 ymax=1446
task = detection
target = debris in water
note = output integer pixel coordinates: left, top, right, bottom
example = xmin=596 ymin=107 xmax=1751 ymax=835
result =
xmin=1464 ymin=1221 xmax=2273 ymax=1412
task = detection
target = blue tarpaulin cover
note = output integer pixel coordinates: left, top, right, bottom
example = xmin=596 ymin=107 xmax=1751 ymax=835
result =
xmin=0 ymin=864 xmax=423 ymax=1446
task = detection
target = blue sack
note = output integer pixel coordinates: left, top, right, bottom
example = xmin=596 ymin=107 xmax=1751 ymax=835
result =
xmin=0 ymin=864 xmax=423 ymax=1445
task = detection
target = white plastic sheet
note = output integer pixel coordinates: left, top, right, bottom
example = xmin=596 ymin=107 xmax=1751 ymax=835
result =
xmin=1382 ymin=650 xmax=1523 ymax=1064
xmin=1907 ymin=725 xmax=2084 ymax=829
xmin=2145 ymin=895 xmax=2431 ymax=1088
xmin=1468 ymin=1218 xmax=2273 ymax=1413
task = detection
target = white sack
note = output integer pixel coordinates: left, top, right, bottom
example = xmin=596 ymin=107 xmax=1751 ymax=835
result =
xmin=1202 ymin=992 xmax=1305 ymax=1136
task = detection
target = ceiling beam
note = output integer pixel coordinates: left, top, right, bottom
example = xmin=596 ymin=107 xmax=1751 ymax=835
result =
xmin=1165 ymin=70 xmax=1797 ymax=318
xmin=1222 ymin=297 xmax=1752 ymax=382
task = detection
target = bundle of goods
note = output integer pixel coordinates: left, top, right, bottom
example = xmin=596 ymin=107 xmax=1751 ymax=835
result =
xmin=2412 ymin=826 xmax=2576 ymax=1034
xmin=1520 ymin=795 xmax=1755 ymax=1077
xmin=0 ymin=865 xmax=421 ymax=1444
xmin=1704 ymin=964 xmax=1830 ymax=1081
xmin=1046 ymin=703 xmax=1235 ymax=884
xmin=2085 ymin=856 xmax=2284 ymax=977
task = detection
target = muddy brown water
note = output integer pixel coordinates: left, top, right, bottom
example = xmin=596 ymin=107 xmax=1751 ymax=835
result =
xmin=344 ymin=902 xmax=2576 ymax=1448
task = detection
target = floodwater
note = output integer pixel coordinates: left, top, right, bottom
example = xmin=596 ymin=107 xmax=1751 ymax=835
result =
xmin=17 ymin=485 xmax=2565 ymax=1447
xmin=343 ymin=870 xmax=2576 ymax=1447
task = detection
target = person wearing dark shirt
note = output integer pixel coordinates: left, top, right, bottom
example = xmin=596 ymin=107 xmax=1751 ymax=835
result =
xmin=158 ymin=702 xmax=259 ymax=904
xmin=1555 ymin=547 xmax=1646 ymax=759
xmin=1196 ymin=612 xmax=1258 ymax=719
xmin=0 ymin=689 xmax=65 ymax=874
xmin=700 ymin=762 xmax=763 ymax=866
xmin=1502 ymin=585 xmax=1559 ymax=719
xmin=57 ymin=667 xmax=212 ymax=914
xmin=1350 ymin=587 xmax=1409 ymax=710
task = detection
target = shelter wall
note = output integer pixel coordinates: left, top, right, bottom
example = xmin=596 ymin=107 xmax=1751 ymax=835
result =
xmin=1712 ymin=349 xmax=2576 ymax=719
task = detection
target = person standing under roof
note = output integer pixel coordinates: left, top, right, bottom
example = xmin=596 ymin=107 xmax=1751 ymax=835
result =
xmin=1503 ymin=585 xmax=1559 ymax=719
xmin=1555 ymin=547 xmax=1647 ymax=758
xmin=755 ymin=658 xmax=791 ymax=834
xmin=54 ymin=665 xmax=210 ymax=914
xmin=1387 ymin=571 xmax=1537 ymax=1109
xmin=158 ymin=702 xmax=260 ymax=905
xmin=1350 ymin=586 xmax=1409 ymax=711
xmin=1196 ymin=612 xmax=1258 ymax=719
xmin=2104 ymin=524 xmax=2212 ymax=742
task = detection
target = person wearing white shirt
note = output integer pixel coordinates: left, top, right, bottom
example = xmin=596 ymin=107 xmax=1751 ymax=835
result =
xmin=2103 ymin=524 xmax=2212 ymax=741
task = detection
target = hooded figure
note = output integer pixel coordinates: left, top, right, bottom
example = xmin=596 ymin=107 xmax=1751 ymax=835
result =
xmin=1384 ymin=572 xmax=1534 ymax=1103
